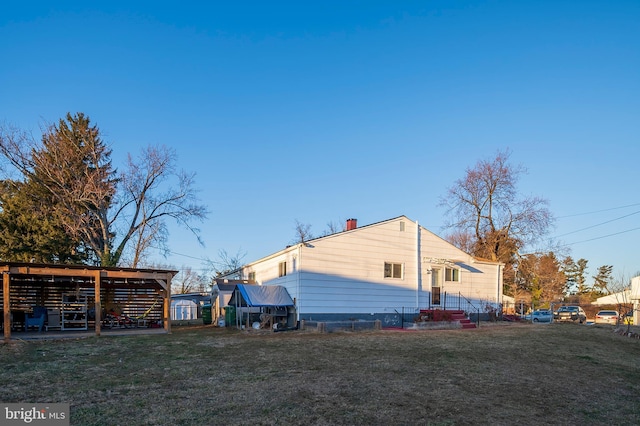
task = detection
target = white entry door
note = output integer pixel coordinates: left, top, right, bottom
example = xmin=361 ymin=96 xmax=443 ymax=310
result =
xmin=431 ymin=268 xmax=441 ymax=306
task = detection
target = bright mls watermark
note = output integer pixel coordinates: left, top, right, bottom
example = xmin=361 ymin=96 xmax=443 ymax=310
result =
xmin=1 ymin=403 xmax=69 ymax=425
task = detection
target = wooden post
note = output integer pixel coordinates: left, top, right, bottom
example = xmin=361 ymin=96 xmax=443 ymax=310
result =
xmin=3 ymin=272 xmax=10 ymax=343
xmin=164 ymin=272 xmax=172 ymax=334
xmin=94 ymin=270 xmax=101 ymax=337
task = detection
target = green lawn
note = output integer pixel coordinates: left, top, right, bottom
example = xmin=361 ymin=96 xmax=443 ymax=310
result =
xmin=2 ymin=322 xmax=640 ymax=425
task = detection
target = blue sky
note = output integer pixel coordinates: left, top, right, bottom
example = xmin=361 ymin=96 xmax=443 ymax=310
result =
xmin=1 ymin=1 xmax=639 ymax=283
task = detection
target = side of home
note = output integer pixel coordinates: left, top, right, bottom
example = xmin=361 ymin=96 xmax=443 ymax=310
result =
xmin=224 ymin=216 xmax=503 ymax=322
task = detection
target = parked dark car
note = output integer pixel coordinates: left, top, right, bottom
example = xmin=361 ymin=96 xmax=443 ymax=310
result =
xmin=554 ymin=306 xmax=586 ymax=323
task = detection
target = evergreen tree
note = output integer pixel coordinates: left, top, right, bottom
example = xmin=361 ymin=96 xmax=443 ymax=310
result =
xmin=31 ymin=112 xmax=117 ymax=265
xmin=575 ymin=258 xmax=589 ymax=294
xmin=0 ymin=180 xmax=86 ymax=263
xmin=562 ymin=257 xmax=589 ymax=295
xmin=592 ymin=265 xmax=613 ymax=296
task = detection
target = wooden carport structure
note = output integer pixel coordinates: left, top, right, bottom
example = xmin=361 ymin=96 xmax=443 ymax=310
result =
xmin=1 ymin=262 xmax=176 ymax=342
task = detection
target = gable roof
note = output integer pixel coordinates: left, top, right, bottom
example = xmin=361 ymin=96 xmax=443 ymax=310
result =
xmin=236 ymin=216 xmax=414 ymax=268
xmin=219 ymin=216 xmax=501 ymax=276
xmin=306 ymin=215 xmax=410 ymax=244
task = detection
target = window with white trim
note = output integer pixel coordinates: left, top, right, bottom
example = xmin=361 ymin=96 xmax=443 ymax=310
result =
xmin=384 ymin=262 xmax=403 ymax=279
xmin=278 ymin=262 xmax=287 ymax=277
xmin=445 ymin=267 xmax=459 ymax=282
xmin=248 ymin=272 xmax=256 ymax=281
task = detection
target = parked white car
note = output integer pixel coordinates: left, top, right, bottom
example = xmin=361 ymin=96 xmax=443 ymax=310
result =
xmin=594 ymin=310 xmax=619 ymax=325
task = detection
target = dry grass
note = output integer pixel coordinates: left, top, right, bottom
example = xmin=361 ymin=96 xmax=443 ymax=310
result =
xmin=2 ymin=322 xmax=640 ymax=425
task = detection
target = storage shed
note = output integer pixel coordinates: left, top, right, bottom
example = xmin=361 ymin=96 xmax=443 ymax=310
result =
xmin=171 ymin=299 xmax=198 ymax=320
xmin=228 ymin=284 xmax=296 ymax=330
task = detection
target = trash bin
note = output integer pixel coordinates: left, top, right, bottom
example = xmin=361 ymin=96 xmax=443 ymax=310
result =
xmin=224 ymin=305 xmax=236 ymax=326
xmin=202 ymin=304 xmax=212 ymax=325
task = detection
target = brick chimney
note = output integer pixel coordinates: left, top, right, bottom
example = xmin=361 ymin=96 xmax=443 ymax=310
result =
xmin=346 ymin=218 xmax=357 ymax=231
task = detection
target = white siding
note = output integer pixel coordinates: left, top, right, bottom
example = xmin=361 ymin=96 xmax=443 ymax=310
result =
xmin=297 ymin=218 xmax=419 ymax=314
xmin=237 ymin=216 xmax=503 ymax=318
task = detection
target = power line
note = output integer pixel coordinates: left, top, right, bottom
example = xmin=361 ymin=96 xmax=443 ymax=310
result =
xmin=165 ymin=250 xmax=211 ymax=263
xmin=557 ymin=202 xmax=640 ymax=219
xmin=555 ymin=210 xmax=640 ymax=238
xmin=147 ymin=246 xmax=214 ymax=269
xmin=567 ymin=226 xmax=640 ymax=245
xmin=149 ymin=247 xmax=246 ymax=273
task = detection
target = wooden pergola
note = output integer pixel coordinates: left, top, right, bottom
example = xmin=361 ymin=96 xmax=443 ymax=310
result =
xmin=1 ymin=262 xmax=176 ymax=342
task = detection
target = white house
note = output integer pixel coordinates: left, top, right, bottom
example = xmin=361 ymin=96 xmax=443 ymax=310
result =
xmin=221 ymin=216 xmax=504 ymax=323
xmin=593 ymin=289 xmax=633 ymax=306
xmin=595 ymin=276 xmax=640 ymax=324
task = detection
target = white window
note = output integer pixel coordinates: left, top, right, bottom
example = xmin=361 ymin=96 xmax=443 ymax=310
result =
xmin=248 ymin=272 xmax=256 ymax=281
xmin=445 ymin=267 xmax=459 ymax=282
xmin=278 ymin=262 xmax=287 ymax=277
xmin=384 ymin=262 xmax=403 ymax=279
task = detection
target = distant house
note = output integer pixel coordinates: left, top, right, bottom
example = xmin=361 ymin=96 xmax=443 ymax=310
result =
xmin=594 ymin=275 xmax=640 ymax=324
xmin=219 ymin=216 xmax=504 ymax=324
xmin=593 ymin=289 xmax=633 ymax=306
xmin=211 ymin=279 xmax=254 ymax=321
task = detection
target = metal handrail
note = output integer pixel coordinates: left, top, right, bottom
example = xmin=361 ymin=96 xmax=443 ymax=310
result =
xmin=455 ymin=292 xmax=481 ymax=327
xmin=428 ymin=292 xmax=482 ymax=327
xmin=456 ymin=292 xmax=479 ymax=311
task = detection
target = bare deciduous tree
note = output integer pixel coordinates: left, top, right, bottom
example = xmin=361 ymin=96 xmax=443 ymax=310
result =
xmin=127 ymin=219 xmax=167 ymax=268
xmin=608 ymin=271 xmax=636 ymax=333
xmin=323 ymin=219 xmax=346 ymax=236
xmin=0 ymin=113 xmax=208 ymax=267
xmin=172 ymin=266 xmax=208 ymax=294
xmin=443 ymin=230 xmax=476 ymax=255
xmin=211 ymin=248 xmax=247 ymax=278
xmin=113 ymin=145 xmax=208 ymax=267
xmin=292 ymin=219 xmax=313 ymax=244
xmin=440 ymin=149 xmax=554 ymax=264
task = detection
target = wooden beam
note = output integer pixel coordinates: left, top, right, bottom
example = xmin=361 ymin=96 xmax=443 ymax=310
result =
xmin=154 ymin=278 xmax=169 ymax=291
xmin=8 ymin=266 xmax=95 ymax=277
xmin=5 ymin=265 xmax=175 ymax=283
xmin=99 ymin=270 xmax=173 ymax=280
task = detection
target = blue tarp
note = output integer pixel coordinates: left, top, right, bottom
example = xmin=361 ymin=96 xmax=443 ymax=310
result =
xmin=230 ymin=284 xmax=294 ymax=307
